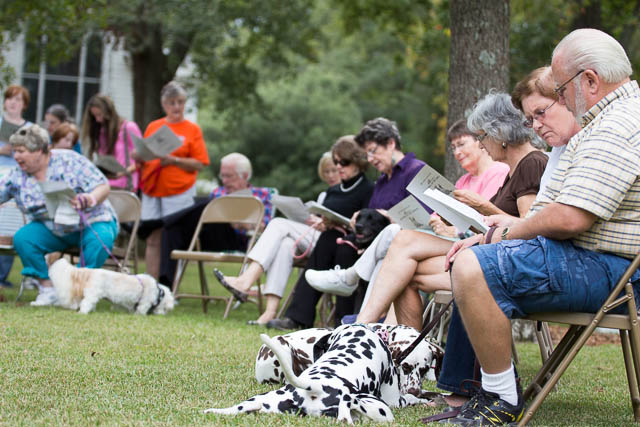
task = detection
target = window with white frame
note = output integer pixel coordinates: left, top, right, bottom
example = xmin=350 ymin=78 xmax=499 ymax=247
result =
xmin=22 ymin=34 xmax=102 ymax=124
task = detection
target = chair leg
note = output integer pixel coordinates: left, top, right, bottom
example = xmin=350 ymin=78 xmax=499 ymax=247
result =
xmin=524 ymin=324 xmax=582 ymax=399
xmin=197 ymin=261 xmax=209 ymax=313
xmin=621 ymin=330 xmax=640 ymax=421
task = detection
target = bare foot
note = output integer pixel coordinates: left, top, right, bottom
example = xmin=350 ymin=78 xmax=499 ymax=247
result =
xmin=224 ymin=276 xmax=250 ymax=293
xmin=256 ymin=310 xmax=277 ymax=325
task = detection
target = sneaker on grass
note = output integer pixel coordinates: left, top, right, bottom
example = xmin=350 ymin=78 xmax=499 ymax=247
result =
xmin=305 ymin=266 xmax=358 ymax=297
xmin=441 ymin=387 xmax=524 ymax=425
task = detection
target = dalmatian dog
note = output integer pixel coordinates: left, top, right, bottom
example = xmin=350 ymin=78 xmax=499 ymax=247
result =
xmin=255 ymin=323 xmax=443 ymax=397
xmin=204 ymin=324 xmax=431 ymax=423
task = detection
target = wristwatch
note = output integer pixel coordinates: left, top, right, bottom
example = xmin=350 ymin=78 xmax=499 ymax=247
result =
xmin=501 ymin=227 xmax=510 ymax=240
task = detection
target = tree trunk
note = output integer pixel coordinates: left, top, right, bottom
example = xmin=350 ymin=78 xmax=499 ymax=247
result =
xmin=445 ymin=0 xmax=510 ymax=182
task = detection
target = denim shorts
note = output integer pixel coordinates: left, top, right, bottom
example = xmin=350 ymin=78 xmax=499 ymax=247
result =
xmin=470 ymin=236 xmax=640 ymax=318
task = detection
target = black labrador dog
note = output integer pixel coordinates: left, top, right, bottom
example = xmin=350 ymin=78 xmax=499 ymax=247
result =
xmin=342 ymin=208 xmax=390 ymax=251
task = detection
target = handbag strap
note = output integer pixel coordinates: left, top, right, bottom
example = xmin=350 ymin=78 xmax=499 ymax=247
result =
xmin=122 ymin=121 xmax=133 ymax=192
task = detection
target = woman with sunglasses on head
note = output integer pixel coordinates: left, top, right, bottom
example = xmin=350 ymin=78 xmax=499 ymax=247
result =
xmin=212 ymin=148 xmax=345 ymax=325
xmin=267 ymin=117 xmax=428 ymax=330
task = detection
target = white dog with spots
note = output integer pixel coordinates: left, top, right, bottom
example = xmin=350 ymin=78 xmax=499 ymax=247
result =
xmin=204 ymin=324 xmax=431 ymax=423
xmin=255 ymin=323 xmax=443 ymax=396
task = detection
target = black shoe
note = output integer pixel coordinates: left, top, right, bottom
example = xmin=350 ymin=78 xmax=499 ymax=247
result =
xmin=266 ymin=317 xmax=303 ymax=331
xmin=440 ymin=388 xmax=524 ymax=425
xmin=212 ymin=268 xmax=248 ymax=303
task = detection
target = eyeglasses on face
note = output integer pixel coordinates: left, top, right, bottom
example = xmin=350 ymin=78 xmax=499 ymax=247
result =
xmin=333 ymin=158 xmax=351 ymax=167
xmin=475 ymin=132 xmax=488 ymax=143
xmin=523 ymin=99 xmax=558 ymax=128
xmin=365 ymin=144 xmax=381 ymax=157
xmin=554 ymin=69 xmax=585 ymax=98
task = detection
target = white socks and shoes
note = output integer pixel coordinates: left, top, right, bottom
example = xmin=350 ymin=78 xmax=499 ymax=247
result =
xmin=481 ymin=363 xmax=519 ymax=406
xmin=30 ymin=287 xmax=58 ymax=306
xmin=305 ymin=265 xmax=359 ymax=297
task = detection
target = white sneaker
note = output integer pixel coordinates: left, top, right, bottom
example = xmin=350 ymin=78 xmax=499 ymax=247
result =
xmin=305 ymin=266 xmax=358 ymax=297
xmin=30 ymin=289 xmax=58 ymax=306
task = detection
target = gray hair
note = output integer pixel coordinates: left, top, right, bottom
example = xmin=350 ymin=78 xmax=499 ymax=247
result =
xmin=553 ymin=28 xmax=632 ymax=84
xmin=160 ymin=81 xmax=187 ymax=102
xmin=467 ymin=92 xmax=535 ymax=147
xmin=221 ymin=152 xmax=252 ymax=180
xmin=9 ymin=124 xmax=50 ymax=153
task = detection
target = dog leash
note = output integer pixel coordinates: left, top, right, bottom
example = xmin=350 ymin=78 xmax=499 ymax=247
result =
xmin=76 ymin=207 xmax=128 ymax=274
xmin=396 ymin=298 xmax=453 ymax=364
xmin=291 ymin=225 xmax=318 ymax=260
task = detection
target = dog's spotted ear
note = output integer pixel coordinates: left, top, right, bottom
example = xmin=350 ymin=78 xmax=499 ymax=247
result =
xmin=312 ymin=333 xmax=332 ymax=361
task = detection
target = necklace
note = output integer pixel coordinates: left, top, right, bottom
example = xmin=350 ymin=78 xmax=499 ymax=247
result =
xmin=340 ymin=176 xmax=363 ymax=192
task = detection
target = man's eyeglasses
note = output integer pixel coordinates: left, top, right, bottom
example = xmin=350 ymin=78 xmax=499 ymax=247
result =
xmin=333 ymin=158 xmax=351 ymax=167
xmin=554 ymin=69 xmax=585 ymax=97
xmin=523 ymin=99 xmax=558 ymax=128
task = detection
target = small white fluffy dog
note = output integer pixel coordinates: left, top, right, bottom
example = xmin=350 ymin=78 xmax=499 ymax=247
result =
xmin=49 ymin=258 xmax=175 ymax=315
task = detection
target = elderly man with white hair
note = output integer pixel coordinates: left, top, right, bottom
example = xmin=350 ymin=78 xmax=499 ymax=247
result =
xmin=158 ymin=152 xmax=272 ymax=287
xmin=427 ymin=28 xmax=640 ymax=425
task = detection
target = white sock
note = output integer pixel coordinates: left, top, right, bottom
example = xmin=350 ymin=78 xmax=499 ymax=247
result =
xmin=344 ymin=267 xmax=359 ymax=285
xmin=40 ymin=286 xmax=55 ymax=294
xmin=481 ymin=363 xmax=518 ymax=406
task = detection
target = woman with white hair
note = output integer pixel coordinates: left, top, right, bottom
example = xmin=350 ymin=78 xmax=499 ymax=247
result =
xmin=135 ymin=81 xmax=210 ymax=279
xmin=0 ymin=125 xmax=117 ymax=306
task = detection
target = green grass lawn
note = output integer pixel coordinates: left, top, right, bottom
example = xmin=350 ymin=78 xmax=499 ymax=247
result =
xmin=0 ymin=259 xmax=637 ymax=425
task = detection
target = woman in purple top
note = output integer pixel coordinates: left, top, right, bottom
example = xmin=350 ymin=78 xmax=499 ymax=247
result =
xmin=267 ymin=117 xmax=426 ymax=330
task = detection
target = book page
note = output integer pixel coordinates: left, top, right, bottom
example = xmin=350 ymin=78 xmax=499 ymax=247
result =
xmin=95 ymin=155 xmax=126 ymax=175
xmin=306 ymin=201 xmax=350 ymax=227
xmin=133 ymin=125 xmax=182 ymax=161
xmin=272 ymin=195 xmax=310 ymax=223
xmin=38 ymin=181 xmax=80 ymax=225
xmin=422 ymin=188 xmax=488 ymax=233
xmin=406 ymin=164 xmax=456 ymax=198
xmin=388 ymin=195 xmax=433 ymax=231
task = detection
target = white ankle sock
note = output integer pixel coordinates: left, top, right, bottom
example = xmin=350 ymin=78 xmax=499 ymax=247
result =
xmin=481 ymin=363 xmax=518 ymax=406
xmin=344 ymin=267 xmax=359 ymax=285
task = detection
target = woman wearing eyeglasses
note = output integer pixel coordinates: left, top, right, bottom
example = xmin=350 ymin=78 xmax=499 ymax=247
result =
xmin=214 ymin=136 xmax=372 ymax=325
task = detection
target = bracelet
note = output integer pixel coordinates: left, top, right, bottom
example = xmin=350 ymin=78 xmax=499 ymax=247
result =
xmin=485 ymin=226 xmax=498 ymax=244
xmin=501 ymin=226 xmax=510 ymax=240
xmin=174 ymin=157 xmax=179 ymax=165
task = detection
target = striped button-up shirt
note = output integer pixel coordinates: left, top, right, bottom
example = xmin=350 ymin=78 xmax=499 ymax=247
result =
xmin=529 ymin=80 xmax=640 ymax=259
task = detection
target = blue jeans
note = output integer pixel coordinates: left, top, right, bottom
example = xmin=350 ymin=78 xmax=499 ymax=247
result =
xmin=437 ymin=237 xmax=640 ymax=395
xmin=13 ymin=220 xmax=118 ymax=279
xmin=0 ymin=254 xmax=14 ymax=283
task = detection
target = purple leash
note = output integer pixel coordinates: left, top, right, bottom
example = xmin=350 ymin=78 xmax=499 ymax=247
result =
xmin=76 ymin=209 xmax=127 ymax=273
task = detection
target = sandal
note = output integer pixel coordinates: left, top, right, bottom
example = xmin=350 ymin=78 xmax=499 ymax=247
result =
xmin=247 ymin=320 xmax=267 ymax=326
xmin=213 ymin=268 xmax=248 ymax=303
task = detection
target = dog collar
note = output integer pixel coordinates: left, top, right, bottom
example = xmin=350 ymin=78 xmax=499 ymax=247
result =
xmin=132 ymin=275 xmax=164 ymax=314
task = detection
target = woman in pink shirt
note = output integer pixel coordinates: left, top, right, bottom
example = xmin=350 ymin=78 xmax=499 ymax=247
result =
xmin=429 ymin=119 xmax=509 ymax=237
xmin=81 ymin=94 xmax=142 ymax=191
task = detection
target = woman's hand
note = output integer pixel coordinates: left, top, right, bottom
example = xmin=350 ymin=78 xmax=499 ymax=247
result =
xmin=429 ymin=215 xmax=457 ymax=238
xmin=71 ymin=193 xmax=97 ymax=210
xmin=444 ymin=233 xmax=484 ymax=272
xmin=160 ymin=155 xmax=178 ymax=167
xmin=453 ymin=189 xmax=488 ymax=210
xmin=349 ymin=210 xmax=361 ymax=232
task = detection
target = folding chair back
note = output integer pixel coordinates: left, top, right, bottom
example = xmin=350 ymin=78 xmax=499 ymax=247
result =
xmin=106 ymin=190 xmax=141 ymax=273
xmin=520 ymin=251 xmax=640 ymax=425
xmin=171 ymin=195 xmax=265 ymax=317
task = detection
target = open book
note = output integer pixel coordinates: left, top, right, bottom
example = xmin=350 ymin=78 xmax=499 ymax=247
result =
xmin=306 ymin=201 xmax=350 ymax=227
xmin=95 ymin=155 xmax=126 ymax=175
xmin=422 ymin=188 xmax=488 ymax=233
xmin=272 ymin=195 xmax=311 ymax=224
xmin=133 ymin=125 xmax=182 ymax=161
xmin=38 ymin=181 xmax=80 ymax=225
xmin=388 ymin=195 xmax=458 ymax=241
xmin=406 ymin=164 xmax=456 ymax=198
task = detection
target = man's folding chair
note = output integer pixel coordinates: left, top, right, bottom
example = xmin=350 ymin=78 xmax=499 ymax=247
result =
xmin=170 ymin=195 xmax=265 ymax=318
xmin=520 ymin=251 xmax=640 ymax=426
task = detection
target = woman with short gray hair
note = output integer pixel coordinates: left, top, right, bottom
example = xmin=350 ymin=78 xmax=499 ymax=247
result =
xmin=135 ymin=80 xmax=210 ymax=279
xmin=466 ymin=91 xmax=548 ymax=217
xmin=1 ymin=124 xmax=118 ymax=306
